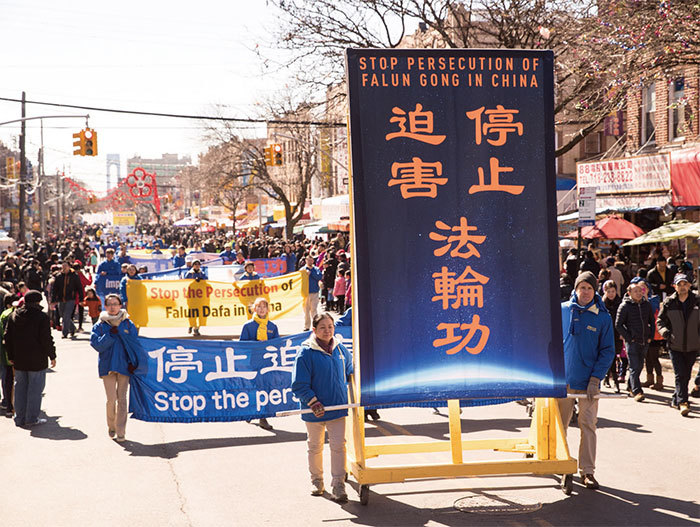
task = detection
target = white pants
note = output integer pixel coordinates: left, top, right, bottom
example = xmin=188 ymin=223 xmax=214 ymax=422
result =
xmin=102 ymin=372 xmax=130 ymax=437
xmin=303 ymin=292 xmax=319 ymax=330
xmin=305 ymin=417 xmax=347 ymax=485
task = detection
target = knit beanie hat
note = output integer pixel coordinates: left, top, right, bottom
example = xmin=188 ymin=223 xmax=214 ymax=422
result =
xmin=574 ymin=271 xmax=598 ymax=292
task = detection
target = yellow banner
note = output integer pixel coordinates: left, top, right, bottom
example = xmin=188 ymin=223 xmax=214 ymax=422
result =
xmin=126 ymin=271 xmax=308 ymax=328
xmin=112 ymin=211 xmax=137 ymax=226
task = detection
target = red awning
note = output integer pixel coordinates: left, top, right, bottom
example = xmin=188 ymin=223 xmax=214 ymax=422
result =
xmin=565 ymin=215 xmax=645 ymax=240
xmin=671 ymin=147 xmax=700 ymax=206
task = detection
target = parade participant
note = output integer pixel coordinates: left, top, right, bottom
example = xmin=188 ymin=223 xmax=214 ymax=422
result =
xmin=657 ymin=274 xmax=699 ymax=417
xmin=83 ymin=287 xmax=102 ymax=325
xmin=97 ymin=248 xmax=121 ymax=277
xmin=116 ymin=246 xmax=132 ymax=265
xmin=119 ymin=264 xmax=141 ymax=309
xmin=601 ymin=280 xmax=623 ymax=392
xmin=558 ymin=271 xmax=615 ymax=492
xmin=219 ymin=243 xmax=235 ymax=263
xmin=301 ymin=256 xmax=323 ymax=331
xmin=3 ymin=290 xmax=56 ymax=427
xmin=292 ymin=313 xmax=353 ymax=502
xmin=75 ymin=261 xmax=92 ymax=332
xmin=51 ymin=261 xmax=84 ymax=339
xmin=240 ymin=261 xmax=260 ymax=281
xmin=321 ymin=251 xmax=338 ymax=310
xmin=185 ymin=260 xmax=206 ymax=336
xmin=283 ymin=244 xmax=297 ymax=274
xmin=173 ymin=245 xmax=187 ymax=268
xmin=239 ymin=297 xmax=279 ymax=430
xmin=90 ymin=293 xmax=142 ymax=442
xmin=235 ymin=252 xmax=246 ymax=265
xmin=615 ymin=280 xmax=654 ymax=402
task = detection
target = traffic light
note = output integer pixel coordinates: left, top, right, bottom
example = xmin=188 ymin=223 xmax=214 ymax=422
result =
xmin=263 ymin=145 xmax=273 ymax=166
xmin=72 ymin=127 xmax=98 ymax=156
xmin=273 ymin=143 xmax=283 ymax=165
xmin=84 ymin=127 xmax=97 ymax=156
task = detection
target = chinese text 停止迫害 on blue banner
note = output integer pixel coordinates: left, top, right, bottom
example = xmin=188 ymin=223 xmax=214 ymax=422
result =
xmin=346 ymin=49 xmax=565 ymax=406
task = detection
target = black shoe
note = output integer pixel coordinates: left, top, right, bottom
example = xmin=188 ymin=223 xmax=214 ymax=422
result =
xmin=581 ymin=473 xmax=599 ymax=489
xmin=560 ymin=474 xmax=573 ymax=495
xmin=690 ymin=386 xmax=700 ymax=398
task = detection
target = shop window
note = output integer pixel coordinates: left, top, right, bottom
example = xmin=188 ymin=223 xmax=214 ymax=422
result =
xmin=584 ymin=131 xmax=602 ymax=154
xmin=669 ymin=77 xmax=686 ymax=141
xmin=641 ymin=83 xmax=656 ymax=144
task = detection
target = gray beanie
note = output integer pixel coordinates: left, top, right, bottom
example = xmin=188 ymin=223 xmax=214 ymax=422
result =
xmin=574 ymin=271 xmax=598 ymax=292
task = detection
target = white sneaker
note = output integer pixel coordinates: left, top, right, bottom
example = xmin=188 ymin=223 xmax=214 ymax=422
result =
xmin=331 ymin=483 xmax=347 ymax=502
xmin=311 ymin=479 xmax=324 ymax=496
xmin=26 ymin=418 xmax=47 ymax=427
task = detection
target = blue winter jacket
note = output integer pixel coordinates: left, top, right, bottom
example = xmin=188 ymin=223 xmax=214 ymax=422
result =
xmin=172 ymin=254 xmax=186 ymax=268
xmin=302 ymin=265 xmax=323 ymax=294
xmin=336 ymin=307 xmax=352 ymax=327
xmin=239 ymin=319 xmax=279 ymax=341
xmin=561 ymin=292 xmax=616 ymax=390
xmin=97 ymin=259 xmax=121 ymax=276
xmin=240 ymin=272 xmax=261 ymax=281
xmin=119 ymin=274 xmax=141 ymax=304
xmin=292 ymin=335 xmax=353 ymax=422
xmin=90 ymin=316 xmax=142 ymax=377
xmin=116 ymin=254 xmax=132 ymax=265
xmin=184 ymin=268 xmax=207 ymax=281
xmin=219 ymin=250 xmax=235 ymax=263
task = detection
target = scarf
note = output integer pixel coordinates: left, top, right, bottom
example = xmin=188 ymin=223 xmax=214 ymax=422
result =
xmin=99 ymin=309 xmax=128 ymax=327
xmin=254 ymin=314 xmax=268 ymax=341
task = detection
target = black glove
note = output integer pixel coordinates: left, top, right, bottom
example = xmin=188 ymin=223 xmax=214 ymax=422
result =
xmin=110 ymin=326 xmax=119 ymax=334
xmin=127 ymin=363 xmax=136 ymax=374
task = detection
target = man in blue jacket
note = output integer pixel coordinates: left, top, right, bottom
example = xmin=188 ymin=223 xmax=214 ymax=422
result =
xmin=559 ymin=271 xmax=615 ymax=492
xmin=301 ymin=255 xmax=323 ymax=331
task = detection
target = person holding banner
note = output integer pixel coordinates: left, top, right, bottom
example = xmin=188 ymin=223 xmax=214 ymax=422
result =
xmin=240 ymin=261 xmax=260 ymax=281
xmin=559 ymin=271 xmax=615 ymax=492
xmin=292 ymin=313 xmax=353 ymax=503
xmin=119 ymin=265 xmax=141 ymax=309
xmin=240 ymin=297 xmax=279 ymax=430
xmin=90 ymin=293 xmax=142 ymax=442
xmin=184 ymin=260 xmax=206 ymax=336
xmin=301 ymin=256 xmax=323 ymax=331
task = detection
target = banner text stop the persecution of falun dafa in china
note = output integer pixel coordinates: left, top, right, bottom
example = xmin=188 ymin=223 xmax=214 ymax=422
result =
xmin=126 ymin=271 xmax=307 ymax=328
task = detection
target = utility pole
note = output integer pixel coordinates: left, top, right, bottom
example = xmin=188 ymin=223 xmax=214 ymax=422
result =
xmin=18 ymin=91 xmax=26 ymax=244
xmin=38 ymin=119 xmax=46 ymax=238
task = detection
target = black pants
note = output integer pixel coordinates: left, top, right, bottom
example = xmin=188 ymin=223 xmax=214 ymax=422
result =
xmin=335 ymin=295 xmax=345 ymax=314
xmin=669 ymin=350 xmax=698 ymax=405
xmin=2 ymin=365 xmax=14 ymax=413
xmin=645 ymin=341 xmax=663 ymax=377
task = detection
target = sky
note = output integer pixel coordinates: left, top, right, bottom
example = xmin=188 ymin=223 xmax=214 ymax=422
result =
xmin=0 ymin=0 xmax=288 ymax=191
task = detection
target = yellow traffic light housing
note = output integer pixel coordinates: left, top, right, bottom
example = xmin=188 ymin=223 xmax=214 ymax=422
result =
xmin=73 ymin=127 xmax=98 ymax=156
xmin=73 ymin=130 xmax=85 ymax=155
xmin=263 ymin=145 xmax=273 ymax=166
xmin=273 ymin=143 xmax=283 ymax=165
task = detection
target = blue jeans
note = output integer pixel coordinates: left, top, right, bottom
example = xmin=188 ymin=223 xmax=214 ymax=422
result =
xmin=14 ymin=369 xmax=47 ymax=426
xmin=669 ymin=351 xmax=698 ymax=405
xmin=626 ymin=342 xmax=648 ymax=395
xmin=60 ymin=300 xmax=76 ymax=337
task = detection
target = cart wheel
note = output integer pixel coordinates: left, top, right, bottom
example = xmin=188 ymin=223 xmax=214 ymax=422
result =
xmin=359 ymin=485 xmax=370 ymax=505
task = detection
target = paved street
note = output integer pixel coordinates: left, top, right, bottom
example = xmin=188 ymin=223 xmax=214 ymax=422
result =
xmin=3 ymin=318 xmax=699 ymax=527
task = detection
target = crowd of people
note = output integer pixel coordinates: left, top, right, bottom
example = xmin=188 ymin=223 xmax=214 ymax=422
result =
xmin=558 ymin=244 xmax=700 ymax=492
xmin=0 ymin=221 xmax=699 ymax=502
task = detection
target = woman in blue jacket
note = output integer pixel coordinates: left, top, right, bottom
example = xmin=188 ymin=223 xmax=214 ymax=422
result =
xmin=239 ymin=297 xmax=278 ymax=430
xmin=119 ymin=264 xmax=141 ymax=308
xmin=90 ymin=293 xmax=142 ymax=442
xmin=292 ymin=313 xmax=353 ymax=503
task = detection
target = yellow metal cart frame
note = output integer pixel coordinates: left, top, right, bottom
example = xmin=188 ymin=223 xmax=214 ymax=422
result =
xmin=347 ymin=392 xmax=577 ymax=505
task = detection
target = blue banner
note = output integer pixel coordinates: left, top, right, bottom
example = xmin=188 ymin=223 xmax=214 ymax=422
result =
xmin=129 ymin=327 xmax=353 ymax=422
xmin=95 ymin=273 xmax=122 ymax=298
xmin=346 ymin=49 xmax=565 ymax=405
xmin=140 ymin=258 xmax=287 ymax=281
xmin=130 ymin=256 xmax=173 ymax=273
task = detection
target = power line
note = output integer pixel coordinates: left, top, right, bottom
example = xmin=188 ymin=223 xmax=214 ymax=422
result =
xmin=0 ymin=96 xmax=346 ymax=127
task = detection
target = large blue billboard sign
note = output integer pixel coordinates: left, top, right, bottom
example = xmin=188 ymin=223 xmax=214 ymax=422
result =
xmin=346 ymin=49 xmax=565 ymax=406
